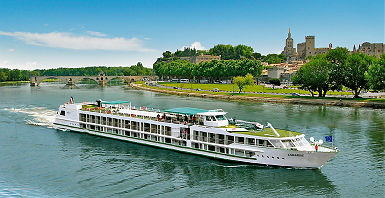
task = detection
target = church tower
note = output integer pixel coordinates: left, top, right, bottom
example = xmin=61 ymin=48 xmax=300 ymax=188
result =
xmin=283 ymin=28 xmax=296 ymax=63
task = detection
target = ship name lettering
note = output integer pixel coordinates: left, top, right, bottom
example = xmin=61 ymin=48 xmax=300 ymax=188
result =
xmin=288 ymin=154 xmax=304 ymax=157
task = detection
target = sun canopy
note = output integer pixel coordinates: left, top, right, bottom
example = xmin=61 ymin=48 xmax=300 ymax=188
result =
xmin=101 ymin=100 xmax=131 ymax=105
xmin=164 ymin=107 xmax=208 ymax=115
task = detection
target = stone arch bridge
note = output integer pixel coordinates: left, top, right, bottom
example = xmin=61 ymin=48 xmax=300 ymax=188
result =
xmin=30 ymin=74 xmax=156 ymax=86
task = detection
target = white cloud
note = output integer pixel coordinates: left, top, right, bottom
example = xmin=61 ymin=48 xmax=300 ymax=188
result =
xmin=8 ymin=49 xmax=15 ymax=52
xmin=87 ymin=31 xmax=107 ymax=37
xmin=0 ymin=31 xmax=153 ymax=52
xmin=181 ymin=41 xmax=206 ymax=50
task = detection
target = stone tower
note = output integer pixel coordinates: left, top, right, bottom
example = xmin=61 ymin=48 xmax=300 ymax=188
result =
xmin=283 ymin=28 xmax=297 ymax=63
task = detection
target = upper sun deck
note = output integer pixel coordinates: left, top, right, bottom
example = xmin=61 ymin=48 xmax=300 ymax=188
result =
xmin=233 ymin=128 xmax=302 ymax=138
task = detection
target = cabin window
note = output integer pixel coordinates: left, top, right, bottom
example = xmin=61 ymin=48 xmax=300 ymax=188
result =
xmin=165 ymin=138 xmax=171 ymax=143
xmin=164 ymin=126 xmax=171 ymax=136
xmin=60 ymin=111 xmax=65 ymax=116
xmin=218 ymin=134 xmax=225 ymax=144
xmin=80 ymin=124 xmax=86 ymax=129
xmin=218 ymin=147 xmax=225 ymax=153
xmin=266 ymin=141 xmax=274 ymax=147
xmin=108 ymin=118 xmax=113 ymax=126
xmin=193 ymin=143 xmax=200 ymax=149
xmin=151 ymin=135 xmax=157 ymax=141
xmin=143 ymin=123 xmax=150 ymax=132
xmin=125 ymin=131 xmax=130 ymax=136
xmin=132 ymin=121 xmax=138 ymax=130
xmin=102 ymin=117 xmax=107 ymax=125
xmin=150 ymin=124 xmax=157 ymax=133
xmin=206 ymin=116 xmax=216 ymax=121
xmin=80 ymin=114 xmax=86 ymax=121
xmin=113 ymin=119 xmax=119 ymax=127
xmin=215 ymin=115 xmax=226 ymax=121
xmin=235 ymin=149 xmax=244 ymax=156
xmin=193 ymin=131 xmax=199 ymax=140
xmin=236 ymin=137 xmax=244 ymax=144
xmin=209 ymin=133 xmax=215 ymax=143
xmin=258 ymin=140 xmax=265 ymax=147
xmin=208 ymin=145 xmax=215 ymax=151
xmin=227 ymin=136 xmax=234 ymax=144
xmin=247 ymin=138 xmax=255 ymax=145
xmin=125 ymin=120 xmax=130 ymax=129
xmin=200 ymin=132 xmax=208 ymax=142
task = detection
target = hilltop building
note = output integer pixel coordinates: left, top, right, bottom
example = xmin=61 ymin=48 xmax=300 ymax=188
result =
xmin=283 ymin=28 xmax=297 ymax=63
xmin=297 ymin=36 xmax=332 ymax=60
xmin=180 ymin=53 xmax=221 ymax=64
xmin=357 ymin=42 xmax=385 ymax=57
xmin=282 ymin=29 xmax=332 ymax=62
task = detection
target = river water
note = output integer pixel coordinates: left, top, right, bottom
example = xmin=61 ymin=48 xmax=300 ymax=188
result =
xmin=0 ymin=84 xmax=384 ymax=197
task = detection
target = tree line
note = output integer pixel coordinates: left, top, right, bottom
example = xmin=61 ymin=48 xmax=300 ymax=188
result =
xmin=0 ymin=62 xmax=152 ymax=82
xmin=153 ymin=59 xmax=263 ymax=82
xmin=157 ymin=44 xmax=286 ymax=64
xmin=292 ymin=47 xmax=385 ymax=98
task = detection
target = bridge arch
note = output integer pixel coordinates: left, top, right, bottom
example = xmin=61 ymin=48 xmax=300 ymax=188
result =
xmin=104 ymin=76 xmax=131 ymax=85
xmin=33 ymin=76 xmax=71 ymax=85
xmin=73 ymin=77 xmax=98 ymax=84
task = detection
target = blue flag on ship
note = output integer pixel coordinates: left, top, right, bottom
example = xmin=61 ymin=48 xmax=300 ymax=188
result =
xmin=325 ymin=136 xmax=333 ymax=142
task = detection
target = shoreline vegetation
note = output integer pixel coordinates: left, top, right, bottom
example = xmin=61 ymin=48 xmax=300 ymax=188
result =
xmin=129 ymin=82 xmax=385 ymax=109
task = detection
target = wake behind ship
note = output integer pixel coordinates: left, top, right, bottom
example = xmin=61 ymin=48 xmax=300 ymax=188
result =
xmin=54 ymin=99 xmax=337 ymax=169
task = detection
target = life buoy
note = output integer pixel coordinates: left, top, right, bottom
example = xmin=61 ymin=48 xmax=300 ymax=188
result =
xmin=184 ymin=121 xmax=187 ymax=125
xmin=107 ymin=110 xmax=110 ymax=114
xmin=142 ymin=106 xmax=146 ymax=110
xmin=131 ymin=114 xmax=135 ymax=117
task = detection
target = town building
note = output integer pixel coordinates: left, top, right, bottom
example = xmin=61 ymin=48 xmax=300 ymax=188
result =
xmin=357 ymin=42 xmax=385 ymax=57
xmin=282 ymin=28 xmax=297 ymax=63
xmin=282 ymin=29 xmax=332 ymax=62
xmin=296 ymin=36 xmax=332 ymax=60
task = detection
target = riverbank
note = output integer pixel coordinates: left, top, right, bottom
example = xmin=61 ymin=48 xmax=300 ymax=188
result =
xmin=129 ymin=83 xmax=385 ymax=109
xmin=0 ymin=81 xmax=30 ymax=85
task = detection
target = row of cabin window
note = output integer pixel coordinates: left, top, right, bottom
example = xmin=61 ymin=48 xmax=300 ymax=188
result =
xmin=192 ymin=143 xmax=255 ymax=157
xmin=80 ymin=123 xmax=268 ymax=158
xmin=193 ymin=131 xmax=273 ymax=147
xmin=80 ymin=114 xmax=172 ymax=135
xmin=80 ymin=123 xmax=187 ymax=146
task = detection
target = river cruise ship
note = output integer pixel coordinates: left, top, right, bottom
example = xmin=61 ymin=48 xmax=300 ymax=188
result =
xmin=54 ymin=100 xmax=337 ymax=168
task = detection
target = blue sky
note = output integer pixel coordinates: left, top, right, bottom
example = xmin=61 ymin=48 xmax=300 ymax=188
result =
xmin=0 ymin=0 xmax=383 ymax=69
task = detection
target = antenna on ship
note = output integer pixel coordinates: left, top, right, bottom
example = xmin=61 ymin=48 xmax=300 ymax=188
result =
xmin=267 ymin=122 xmax=280 ymax=137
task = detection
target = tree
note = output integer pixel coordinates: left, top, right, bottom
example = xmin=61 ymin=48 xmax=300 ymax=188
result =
xmin=233 ymin=74 xmax=254 ymax=93
xmin=366 ymin=54 xmax=385 ymax=91
xmin=252 ymin=52 xmax=262 ymax=60
xmin=344 ymin=53 xmax=371 ymax=98
xmin=162 ymin=51 xmax=172 ymax=58
xmin=292 ymin=55 xmax=331 ymax=97
xmin=269 ymin=78 xmax=281 ymax=89
xmin=264 ymin=54 xmax=286 ymax=64
xmin=326 ymin=47 xmax=349 ymax=90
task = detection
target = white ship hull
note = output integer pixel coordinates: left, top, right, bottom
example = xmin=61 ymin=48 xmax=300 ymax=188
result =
xmin=54 ymin=110 xmax=336 ymax=169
